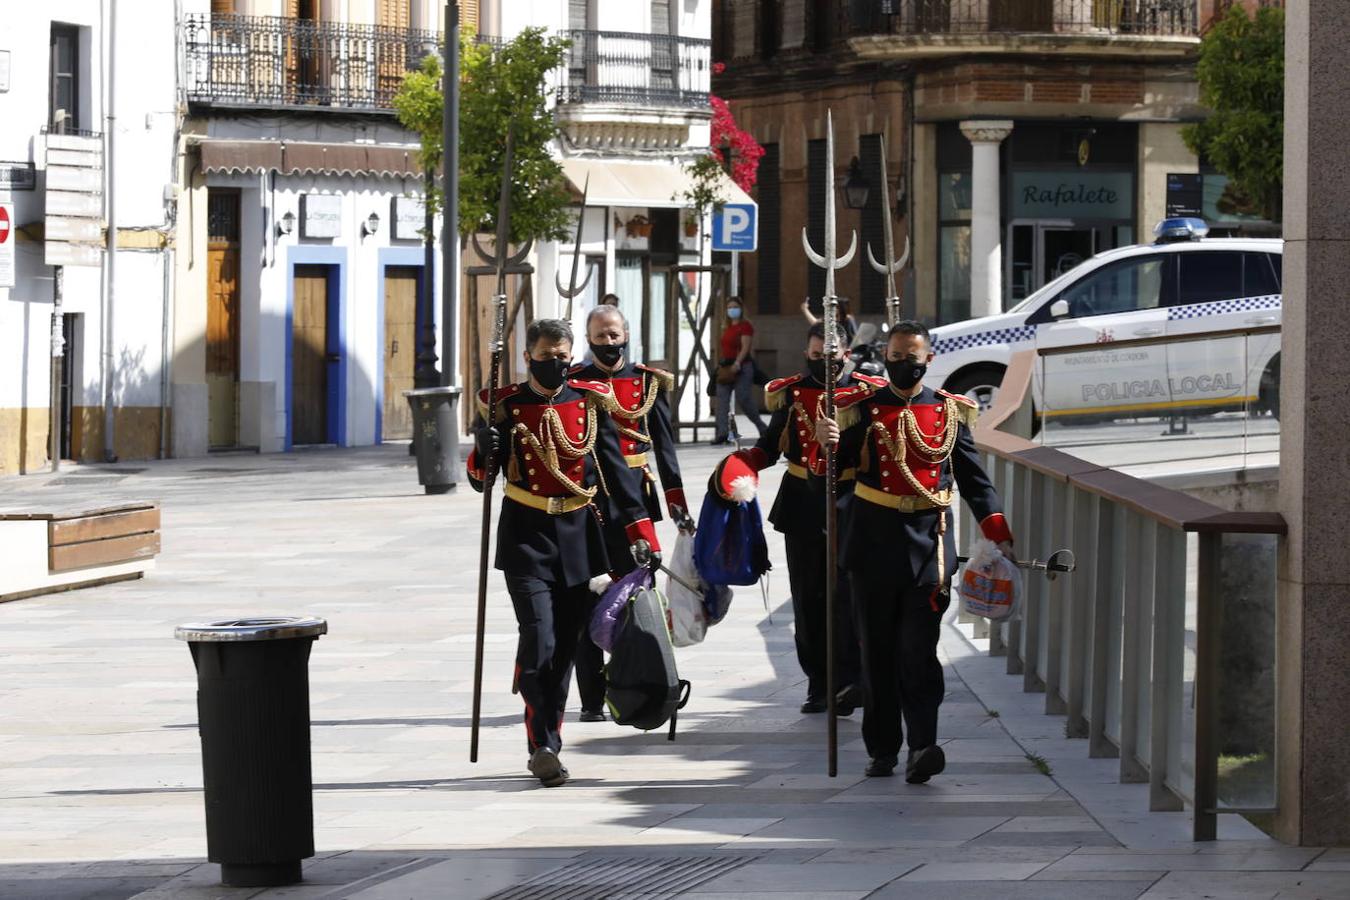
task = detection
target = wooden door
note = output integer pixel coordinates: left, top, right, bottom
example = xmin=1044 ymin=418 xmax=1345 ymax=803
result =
xmin=292 ymin=266 xmax=329 ymax=445
xmin=382 ymin=267 xmax=419 ymax=440
xmin=989 ymin=0 xmax=1052 ymax=32
xmin=207 ymin=189 xmax=241 ymax=449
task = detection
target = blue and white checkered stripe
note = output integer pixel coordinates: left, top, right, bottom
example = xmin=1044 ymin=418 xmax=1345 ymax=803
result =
xmin=932 ymin=324 xmax=1036 ymax=355
xmin=1167 ymin=294 xmax=1282 ymax=321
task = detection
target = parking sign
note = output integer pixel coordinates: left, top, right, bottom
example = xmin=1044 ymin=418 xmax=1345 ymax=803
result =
xmin=711 ymin=203 xmax=758 ymax=252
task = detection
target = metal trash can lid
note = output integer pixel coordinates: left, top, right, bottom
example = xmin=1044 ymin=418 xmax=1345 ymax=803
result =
xmin=403 ymin=386 xmax=462 ymax=398
xmin=174 ymin=616 xmax=328 ymax=642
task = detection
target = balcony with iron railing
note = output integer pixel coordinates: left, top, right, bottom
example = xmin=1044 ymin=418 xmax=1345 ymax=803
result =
xmin=554 ymin=30 xmax=711 ymax=110
xmin=183 ymin=14 xmax=439 ymax=113
xmin=850 ymin=0 xmax=1200 ymax=59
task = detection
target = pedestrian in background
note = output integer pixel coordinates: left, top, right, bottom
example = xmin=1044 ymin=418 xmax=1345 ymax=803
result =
xmin=712 ymin=297 xmax=767 ymax=445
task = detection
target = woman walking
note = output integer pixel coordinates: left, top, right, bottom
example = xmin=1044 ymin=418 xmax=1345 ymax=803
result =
xmin=712 ymin=297 xmax=768 ymax=445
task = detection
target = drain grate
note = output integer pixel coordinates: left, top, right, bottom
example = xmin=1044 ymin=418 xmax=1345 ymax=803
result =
xmin=484 ymin=854 xmax=756 ymax=900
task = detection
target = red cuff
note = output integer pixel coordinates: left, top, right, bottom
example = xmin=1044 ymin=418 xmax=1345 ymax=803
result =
xmin=664 ymin=488 xmax=688 ymax=514
xmin=737 ymin=447 xmax=771 ymax=471
xmin=625 ymin=518 xmax=660 ymax=552
xmin=980 ymin=513 xmax=1013 ymax=545
xmin=467 ymin=447 xmax=486 ymax=482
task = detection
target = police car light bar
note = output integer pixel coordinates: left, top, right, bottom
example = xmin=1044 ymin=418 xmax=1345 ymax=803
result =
xmin=1154 ymin=217 xmax=1210 ymax=243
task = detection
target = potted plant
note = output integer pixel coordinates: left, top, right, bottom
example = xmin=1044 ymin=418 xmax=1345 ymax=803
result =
xmin=683 ymin=215 xmax=699 ymax=238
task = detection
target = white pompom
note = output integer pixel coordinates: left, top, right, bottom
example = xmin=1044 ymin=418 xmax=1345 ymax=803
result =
xmin=727 ymin=474 xmax=757 ymax=503
xmin=589 ymin=575 xmax=612 ymax=596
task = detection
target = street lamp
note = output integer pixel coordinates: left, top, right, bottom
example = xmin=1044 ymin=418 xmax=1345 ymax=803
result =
xmin=843 ymin=157 xmax=870 ymax=210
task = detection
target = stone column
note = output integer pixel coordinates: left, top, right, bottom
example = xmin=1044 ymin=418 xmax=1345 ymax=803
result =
xmin=960 ymin=120 xmax=1013 ymax=319
xmin=1277 ymin=0 xmax=1350 ymax=847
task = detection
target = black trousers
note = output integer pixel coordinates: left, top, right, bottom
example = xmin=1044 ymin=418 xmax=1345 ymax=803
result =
xmin=853 ymin=575 xmax=951 ymax=758
xmin=504 ymin=574 xmax=593 ymax=754
xmin=784 ymin=532 xmax=860 ymax=701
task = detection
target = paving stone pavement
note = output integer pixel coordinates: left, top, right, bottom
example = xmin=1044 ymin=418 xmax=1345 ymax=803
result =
xmin=1 ymin=444 xmax=1345 ymax=899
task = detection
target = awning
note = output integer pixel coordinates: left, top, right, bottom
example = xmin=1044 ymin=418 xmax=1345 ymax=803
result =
xmin=559 ymin=158 xmax=754 ymax=210
xmin=199 ymin=140 xmax=422 ymax=179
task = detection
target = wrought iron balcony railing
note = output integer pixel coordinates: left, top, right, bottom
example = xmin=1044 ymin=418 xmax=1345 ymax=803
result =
xmin=555 ymin=30 xmax=711 ymax=109
xmin=183 ymin=14 xmax=439 ymax=112
xmin=856 ymin=0 xmax=1198 ymax=38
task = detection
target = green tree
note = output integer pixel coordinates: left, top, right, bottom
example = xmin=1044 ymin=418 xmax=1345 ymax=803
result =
xmin=394 ymin=29 xmax=572 ymax=242
xmin=1182 ymin=4 xmax=1285 ymax=221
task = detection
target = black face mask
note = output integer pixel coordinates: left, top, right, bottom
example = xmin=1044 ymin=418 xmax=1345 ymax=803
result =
xmin=887 ymin=358 xmax=927 ymax=391
xmin=589 ymin=341 xmax=627 ymax=368
xmin=806 ymin=358 xmax=843 ymax=383
xmin=529 ymin=357 xmax=571 ymax=391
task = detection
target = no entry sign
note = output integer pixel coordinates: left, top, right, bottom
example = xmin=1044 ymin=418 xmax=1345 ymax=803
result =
xmin=0 ymin=203 xmax=14 ymax=288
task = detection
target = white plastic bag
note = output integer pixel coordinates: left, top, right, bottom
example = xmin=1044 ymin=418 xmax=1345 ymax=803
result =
xmin=959 ymin=537 xmax=1023 ymax=621
xmin=666 ymin=532 xmax=709 ymax=647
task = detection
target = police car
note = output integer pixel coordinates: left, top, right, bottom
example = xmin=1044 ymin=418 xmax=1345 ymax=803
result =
xmin=927 ymin=219 xmax=1283 ymax=421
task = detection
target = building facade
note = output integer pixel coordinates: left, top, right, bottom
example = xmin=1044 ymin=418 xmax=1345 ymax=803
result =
xmin=0 ymin=1 xmax=180 ymax=475
xmin=713 ymin=0 xmax=1274 ymax=366
xmin=172 ymin=0 xmax=449 ymax=455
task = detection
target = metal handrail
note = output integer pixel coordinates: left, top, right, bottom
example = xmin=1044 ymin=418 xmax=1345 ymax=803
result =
xmin=555 ymin=29 xmax=711 ymax=109
xmin=961 ymin=346 xmax=1282 ymax=840
xmin=182 ymin=13 xmax=439 ymax=112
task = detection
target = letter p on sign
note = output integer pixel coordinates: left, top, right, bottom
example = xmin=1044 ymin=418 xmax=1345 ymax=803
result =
xmin=712 ymin=203 xmax=758 ymax=252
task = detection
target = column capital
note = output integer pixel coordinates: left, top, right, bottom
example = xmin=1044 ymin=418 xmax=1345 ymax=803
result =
xmin=960 ymin=120 xmax=1015 ymax=144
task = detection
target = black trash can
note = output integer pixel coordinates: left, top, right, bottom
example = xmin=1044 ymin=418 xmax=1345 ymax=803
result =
xmin=175 ymin=616 xmax=328 ymax=888
xmin=405 ymin=386 xmax=462 ymax=495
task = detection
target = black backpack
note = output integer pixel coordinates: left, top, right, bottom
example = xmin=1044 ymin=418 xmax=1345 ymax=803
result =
xmin=604 ymin=586 xmax=692 ymax=740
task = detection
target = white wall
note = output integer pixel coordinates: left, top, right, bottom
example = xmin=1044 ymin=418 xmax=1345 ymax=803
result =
xmin=0 ymin=2 xmax=178 ymax=458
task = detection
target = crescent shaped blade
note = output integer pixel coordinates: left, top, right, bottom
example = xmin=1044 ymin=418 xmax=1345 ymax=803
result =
xmin=555 ymin=271 xmax=571 ymax=296
xmin=802 ymin=226 xmax=826 ymax=268
xmin=896 ymin=235 xmax=911 ymax=271
xmin=507 ymin=239 xmax=534 ymax=267
xmin=575 ymin=266 xmax=594 ymax=295
xmin=835 ymin=232 xmax=858 ymax=268
xmin=470 ymin=232 xmax=493 ymax=265
xmin=866 ymin=242 xmax=886 ymax=275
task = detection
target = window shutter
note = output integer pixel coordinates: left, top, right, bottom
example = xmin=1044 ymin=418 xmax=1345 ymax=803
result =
xmin=569 ymin=0 xmax=589 ymax=30
xmin=461 ymin=0 xmax=479 ymax=31
xmin=755 ymin=144 xmax=781 ymax=315
xmin=211 ymin=0 xmax=234 ymax=15
xmin=806 ymin=138 xmax=826 ymax=304
xmin=859 ymin=133 xmax=885 ymax=315
xmin=378 ymin=0 xmax=410 ymax=30
xmin=651 ymin=0 xmax=671 ymax=35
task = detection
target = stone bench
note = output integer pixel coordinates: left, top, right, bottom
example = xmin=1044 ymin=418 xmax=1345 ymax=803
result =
xmin=0 ymin=502 xmax=161 ymax=603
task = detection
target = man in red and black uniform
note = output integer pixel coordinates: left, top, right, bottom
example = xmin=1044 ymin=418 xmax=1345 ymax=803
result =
xmin=468 ymin=318 xmax=659 ymax=787
xmin=567 ymin=304 xmax=693 ymax=720
xmin=817 ymin=320 xmax=1014 ymax=784
xmin=732 ymin=323 xmax=877 ymax=714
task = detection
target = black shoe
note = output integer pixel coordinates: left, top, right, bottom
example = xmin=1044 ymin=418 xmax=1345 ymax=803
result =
xmin=905 ymin=745 xmax=946 ymax=784
xmin=835 ymin=684 xmax=863 ymax=717
xmin=708 ymin=437 xmax=731 ymax=446
xmin=800 ymin=697 xmax=827 ymax=714
xmin=865 ymin=755 xmax=898 ymax=777
xmin=578 ymin=708 xmax=606 ymax=723
xmin=527 ymin=747 xmax=568 ymax=787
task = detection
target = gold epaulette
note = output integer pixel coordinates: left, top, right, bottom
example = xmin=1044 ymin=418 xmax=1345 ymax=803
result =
xmin=837 ymin=404 xmax=861 ymax=430
xmin=764 ymin=374 xmax=803 ymax=412
xmin=938 ymin=389 xmax=980 ymax=429
xmin=635 ymin=364 xmax=675 ymax=391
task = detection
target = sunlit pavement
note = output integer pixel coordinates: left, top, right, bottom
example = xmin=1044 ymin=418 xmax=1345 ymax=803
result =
xmin=1 ymin=443 xmax=1345 ymax=899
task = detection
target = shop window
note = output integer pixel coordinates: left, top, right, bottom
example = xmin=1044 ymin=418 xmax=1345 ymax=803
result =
xmin=756 ymin=144 xmax=782 ymax=315
xmin=937 ymin=169 xmax=972 ymax=325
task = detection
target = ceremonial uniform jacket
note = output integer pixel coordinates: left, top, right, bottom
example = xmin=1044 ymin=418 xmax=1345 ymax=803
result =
xmin=832 ymin=382 xmax=1013 ymax=586
xmin=467 ymin=379 xmax=658 ymax=587
xmin=569 ymin=360 xmax=686 ymax=524
xmin=737 ymin=370 xmax=873 ymax=537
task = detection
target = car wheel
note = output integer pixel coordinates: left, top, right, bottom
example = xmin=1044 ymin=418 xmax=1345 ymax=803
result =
xmin=945 ymin=366 xmax=1006 ymax=413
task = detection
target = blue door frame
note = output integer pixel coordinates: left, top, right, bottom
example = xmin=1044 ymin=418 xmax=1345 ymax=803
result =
xmin=286 ymin=246 xmax=348 ymax=450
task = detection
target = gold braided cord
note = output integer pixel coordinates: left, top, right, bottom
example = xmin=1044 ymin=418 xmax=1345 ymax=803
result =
xmin=512 ymin=403 xmax=599 ymax=500
xmin=866 ymin=398 xmax=961 ymax=509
